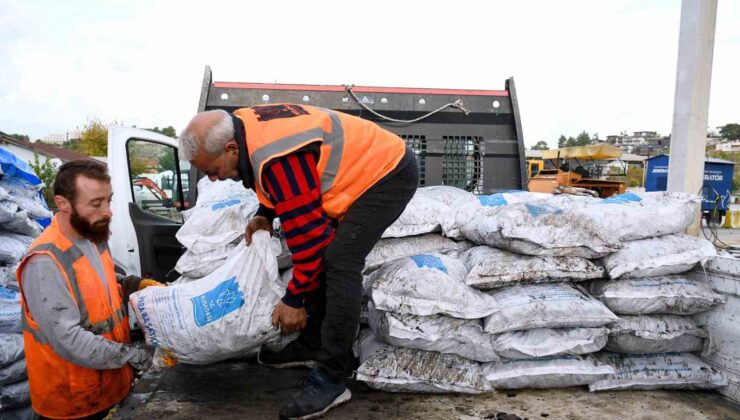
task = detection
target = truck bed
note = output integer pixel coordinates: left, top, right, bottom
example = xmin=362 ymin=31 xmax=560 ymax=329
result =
xmin=114 ymin=361 xmax=740 ymax=419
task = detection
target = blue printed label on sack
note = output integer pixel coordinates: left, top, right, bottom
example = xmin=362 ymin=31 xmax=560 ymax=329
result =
xmin=478 ymin=194 xmax=509 ymax=207
xmin=191 ymin=276 xmax=245 ymax=327
xmin=525 ymin=203 xmax=563 ymax=217
xmin=410 ymin=255 xmax=448 ymax=274
xmin=601 ymin=191 xmax=642 ymax=204
xmin=0 ymin=287 xmax=19 ymax=301
xmin=211 ymin=199 xmax=242 ymax=211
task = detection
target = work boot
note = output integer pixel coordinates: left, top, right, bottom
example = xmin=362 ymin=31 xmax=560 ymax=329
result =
xmin=279 ymin=368 xmax=352 ymax=420
xmin=257 ymin=339 xmax=318 ymax=369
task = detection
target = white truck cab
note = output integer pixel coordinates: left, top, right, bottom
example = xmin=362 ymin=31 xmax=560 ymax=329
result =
xmin=108 ymin=125 xmax=191 ymax=282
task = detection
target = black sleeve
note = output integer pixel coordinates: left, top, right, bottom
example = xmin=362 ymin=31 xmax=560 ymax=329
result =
xmin=255 ymin=204 xmax=277 ymax=222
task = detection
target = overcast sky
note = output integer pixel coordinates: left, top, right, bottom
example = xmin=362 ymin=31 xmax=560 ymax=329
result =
xmin=1 ymin=0 xmax=738 ymax=147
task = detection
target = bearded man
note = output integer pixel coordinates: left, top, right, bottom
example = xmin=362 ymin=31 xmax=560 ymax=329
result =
xmin=16 ymin=159 xmax=158 ymax=420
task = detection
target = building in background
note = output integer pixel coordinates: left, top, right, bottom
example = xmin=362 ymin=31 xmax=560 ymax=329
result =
xmin=0 ymin=131 xmax=87 ymax=167
xmin=39 ymin=129 xmax=82 ymax=145
xmin=606 ymin=131 xmax=670 ymax=155
xmin=715 ymin=141 xmax=740 ymax=152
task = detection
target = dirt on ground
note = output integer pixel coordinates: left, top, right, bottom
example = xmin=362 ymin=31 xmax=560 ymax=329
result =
xmin=114 ymin=361 xmax=740 ymax=420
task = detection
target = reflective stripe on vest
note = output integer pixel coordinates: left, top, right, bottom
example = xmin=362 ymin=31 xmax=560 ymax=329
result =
xmin=22 ymin=243 xmax=125 ymax=336
xmin=250 ymin=108 xmax=344 ymax=197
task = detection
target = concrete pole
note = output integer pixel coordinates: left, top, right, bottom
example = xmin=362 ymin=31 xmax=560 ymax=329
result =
xmin=667 ymin=0 xmax=718 ymax=235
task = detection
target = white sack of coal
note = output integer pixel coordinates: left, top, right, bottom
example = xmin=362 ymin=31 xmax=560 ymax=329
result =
xmin=601 ymin=234 xmax=717 ymax=279
xmin=589 ymin=352 xmax=727 ymax=391
xmin=366 ymin=303 xmax=499 ymax=362
xmin=0 ymin=196 xmax=19 ymax=224
xmin=364 ymin=234 xmax=458 ymax=273
xmin=588 ymin=276 xmax=725 ymax=315
xmin=0 ymin=334 xmax=24 ymax=367
xmin=355 ymin=330 xmax=491 ymax=394
xmin=129 ymin=232 xmax=286 ymax=364
xmin=463 ymin=246 xmax=604 ymax=290
xmin=382 ymin=193 xmax=454 ymax=238
xmin=0 ymin=357 xmax=27 ymax=386
xmin=0 ymin=177 xmax=52 ymax=220
xmin=0 ymin=286 xmax=22 ymax=334
xmin=482 ymin=355 xmax=615 ymax=389
xmin=367 ymin=253 xmax=498 ymax=319
xmin=605 ymin=315 xmax=710 ymax=355
xmin=0 ymin=379 xmax=31 ymax=411
xmin=175 ymin=243 xmax=239 ymax=279
xmin=493 ymin=328 xmax=608 ymax=360
xmin=483 ymin=283 xmax=618 ymax=334
xmin=175 ymin=178 xmax=259 ymax=254
xmin=578 ymin=192 xmax=699 ymax=242
xmin=461 ymin=202 xmax=621 ymax=258
xmin=414 ymin=185 xmax=477 ymax=208
xmin=1 ymin=210 xmax=42 ymax=238
xmin=0 ymin=233 xmax=33 ymax=266
xmin=446 ymin=190 xmax=550 ymax=239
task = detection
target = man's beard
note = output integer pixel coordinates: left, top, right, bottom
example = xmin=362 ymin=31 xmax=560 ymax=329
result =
xmin=70 ymin=207 xmax=111 ymax=243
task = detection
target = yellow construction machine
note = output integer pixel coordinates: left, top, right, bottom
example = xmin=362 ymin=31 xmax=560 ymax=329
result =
xmin=528 ymin=144 xmax=626 ymax=198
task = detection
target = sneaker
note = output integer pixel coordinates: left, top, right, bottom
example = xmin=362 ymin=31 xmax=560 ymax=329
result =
xmin=257 ymin=340 xmax=318 ymax=369
xmin=279 ymin=368 xmax=352 ymax=420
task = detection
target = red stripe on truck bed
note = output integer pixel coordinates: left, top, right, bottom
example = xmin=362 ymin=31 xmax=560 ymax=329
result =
xmin=213 ymin=82 xmax=509 ymax=97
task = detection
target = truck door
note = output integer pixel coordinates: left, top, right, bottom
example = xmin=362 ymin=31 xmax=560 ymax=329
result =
xmin=108 ymin=126 xmax=191 ymax=282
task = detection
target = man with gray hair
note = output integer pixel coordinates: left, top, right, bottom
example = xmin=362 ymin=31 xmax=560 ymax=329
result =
xmin=180 ymin=104 xmax=417 ymax=419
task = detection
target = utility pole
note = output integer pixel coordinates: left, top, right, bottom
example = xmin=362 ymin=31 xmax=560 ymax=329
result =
xmin=667 ymin=0 xmax=718 ymax=235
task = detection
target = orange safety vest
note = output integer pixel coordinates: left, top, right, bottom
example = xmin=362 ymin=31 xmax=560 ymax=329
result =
xmin=234 ymin=104 xmax=407 ymax=219
xmin=16 ymin=216 xmax=134 ymax=419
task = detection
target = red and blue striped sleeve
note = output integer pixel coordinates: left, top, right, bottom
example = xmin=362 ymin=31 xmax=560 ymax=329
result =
xmin=262 ymin=151 xmax=335 ymax=308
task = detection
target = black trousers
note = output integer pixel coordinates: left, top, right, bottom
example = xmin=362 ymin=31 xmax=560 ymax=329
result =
xmin=300 ymin=149 xmax=418 ymax=381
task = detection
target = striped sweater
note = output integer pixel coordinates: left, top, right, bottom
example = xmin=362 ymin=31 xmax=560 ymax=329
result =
xmin=262 ymin=151 xmax=335 ymax=308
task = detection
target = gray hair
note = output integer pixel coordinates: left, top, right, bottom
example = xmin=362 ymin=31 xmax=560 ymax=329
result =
xmin=178 ymin=109 xmax=234 ymax=161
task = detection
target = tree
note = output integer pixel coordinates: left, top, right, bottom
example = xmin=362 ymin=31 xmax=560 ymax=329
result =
xmin=557 ymin=135 xmax=567 ymax=148
xmin=157 ymin=148 xmax=177 ymax=172
xmin=145 ymin=126 xmax=177 ymax=138
xmin=29 ymin=153 xmax=58 ymax=209
xmin=79 ymin=118 xmax=108 ymax=156
xmin=9 ymin=133 xmax=29 ymax=142
xmin=575 ymin=131 xmax=592 ymax=146
xmin=531 ymin=140 xmax=549 ymax=150
xmin=719 ymin=123 xmax=740 ymax=141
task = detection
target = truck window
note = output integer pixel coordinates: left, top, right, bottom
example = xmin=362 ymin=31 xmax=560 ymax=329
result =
xmin=126 ymin=139 xmax=188 ymax=223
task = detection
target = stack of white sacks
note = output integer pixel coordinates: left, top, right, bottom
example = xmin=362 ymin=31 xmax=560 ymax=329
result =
xmin=0 ymin=176 xmax=51 ymax=292
xmin=0 ymin=169 xmax=48 ymax=420
xmin=173 ymin=177 xmax=292 ymax=282
xmin=357 ymin=187 xmax=728 ymax=393
xmin=1 ymin=290 xmax=33 ymax=419
xmin=129 ymin=178 xmax=295 ymax=365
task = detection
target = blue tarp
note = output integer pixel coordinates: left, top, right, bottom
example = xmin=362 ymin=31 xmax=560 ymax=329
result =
xmin=0 ymin=147 xmax=51 ymax=227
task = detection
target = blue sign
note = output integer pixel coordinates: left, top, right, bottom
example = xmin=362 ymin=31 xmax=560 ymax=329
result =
xmin=478 ymin=194 xmax=509 ymax=207
xmin=645 ymin=154 xmax=734 ymax=212
xmin=191 ymin=276 xmax=245 ymax=327
xmin=525 ymin=203 xmax=563 ymax=217
xmin=410 ymin=255 xmax=448 ymax=274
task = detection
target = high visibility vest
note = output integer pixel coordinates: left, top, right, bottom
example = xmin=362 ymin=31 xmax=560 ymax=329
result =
xmin=234 ymin=104 xmax=407 ymax=219
xmin=16 ymin=216 xmax=134 ymax=419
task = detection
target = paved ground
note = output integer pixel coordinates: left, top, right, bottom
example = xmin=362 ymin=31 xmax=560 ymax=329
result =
xmin=713 ymin=226 xmax=740 ymax=247
xmin=114 ymin=362 xmax=740 ymax=420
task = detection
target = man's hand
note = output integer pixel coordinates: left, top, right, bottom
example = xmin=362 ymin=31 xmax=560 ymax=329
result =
xmin=128 ymin=343 xmax=154 ymax=372
xmin=245 ymin=215 xmax=273 ymax=245
xmin=271 ymin=301 xmax=307 ymax=334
